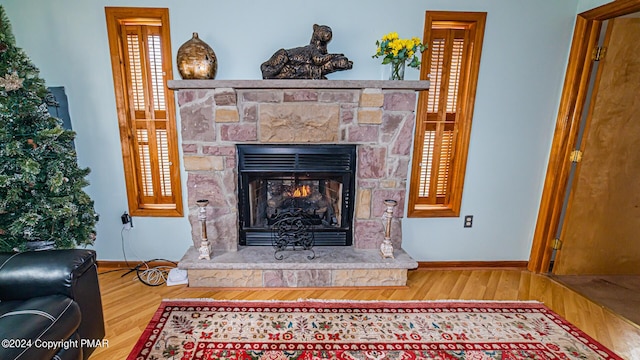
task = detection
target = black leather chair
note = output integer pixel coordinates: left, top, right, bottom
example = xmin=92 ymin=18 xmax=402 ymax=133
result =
xmin=0 ymin=249 xmax=105 ymax=360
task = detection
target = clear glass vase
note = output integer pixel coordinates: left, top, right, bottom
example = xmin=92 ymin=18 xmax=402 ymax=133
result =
xmin=389 ymin=61 xmax=405 ymax=80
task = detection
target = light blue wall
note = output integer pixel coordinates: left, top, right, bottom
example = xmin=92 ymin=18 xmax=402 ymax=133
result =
xmin=1 ymin=0 xmax=590 ymax=261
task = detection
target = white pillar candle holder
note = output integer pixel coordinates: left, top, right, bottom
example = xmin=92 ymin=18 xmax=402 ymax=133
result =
xmin=380 ymin=199 xmax=397 ymax=259
xmin=196 ymin=199 xmax=211 ymax=260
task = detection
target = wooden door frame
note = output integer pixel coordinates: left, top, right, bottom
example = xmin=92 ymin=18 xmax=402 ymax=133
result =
xmin=528 ymin=0 xmax=640 ymax=273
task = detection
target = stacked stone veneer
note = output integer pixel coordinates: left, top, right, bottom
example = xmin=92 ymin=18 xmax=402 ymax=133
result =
xmin=177 ymin=87 xmax=418 ymax=252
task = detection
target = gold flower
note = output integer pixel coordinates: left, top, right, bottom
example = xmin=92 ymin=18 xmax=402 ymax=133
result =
xmin=0 ymin=71 xmax=24 ymax=91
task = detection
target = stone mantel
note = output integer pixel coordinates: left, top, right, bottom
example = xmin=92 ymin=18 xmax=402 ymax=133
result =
xmin=168 ymin=79 xmax=429 ymax=91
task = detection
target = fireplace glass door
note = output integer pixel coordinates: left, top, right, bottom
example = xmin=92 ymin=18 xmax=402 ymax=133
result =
xmin=238 ymin=145 xmax=356 ymax=246
xmin=247 ymin=174 xmax=344 ymax=228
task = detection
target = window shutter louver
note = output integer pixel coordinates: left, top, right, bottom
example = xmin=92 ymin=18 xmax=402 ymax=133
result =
xmin=136 ymin=129 xmax=154 ymax=197
xmin=147 ymin=34 xmax=166 ymax=112
xmin=427 ymin=39 xmax=445 ymax=114
xmin=419 ymin=130 xmax=435 ymax=197
xmin=156 ymin=129 xmax=172 ymax=197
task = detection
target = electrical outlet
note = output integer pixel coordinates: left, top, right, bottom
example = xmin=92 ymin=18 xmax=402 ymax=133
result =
xmin=121 ymin=212 xmax=133 ymax=230
xmin=464 ymin=215 xmax=473 ymax=228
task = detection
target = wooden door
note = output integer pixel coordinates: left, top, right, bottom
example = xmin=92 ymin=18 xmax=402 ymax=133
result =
xmin=553 ymin=17 xmax=640 ymax=275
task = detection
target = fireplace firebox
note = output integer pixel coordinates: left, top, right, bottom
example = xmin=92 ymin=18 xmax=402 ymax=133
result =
xmin=238 ymin=144 xmax=356 ymax=246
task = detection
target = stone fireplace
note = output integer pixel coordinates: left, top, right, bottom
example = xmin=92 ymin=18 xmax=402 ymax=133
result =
xmin=168 ymin=79 xmax=428 ymax=287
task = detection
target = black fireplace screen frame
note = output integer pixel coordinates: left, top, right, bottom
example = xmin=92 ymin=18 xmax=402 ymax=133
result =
xmin=237 ymin=144 xmax=356 ymax=246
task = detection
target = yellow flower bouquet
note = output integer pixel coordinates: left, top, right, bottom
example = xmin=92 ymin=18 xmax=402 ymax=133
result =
xmin=373 ymin=32 xmax=426 ymax=80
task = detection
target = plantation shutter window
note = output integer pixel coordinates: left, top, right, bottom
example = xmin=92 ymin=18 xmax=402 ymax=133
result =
xmin=409 ymin=12 xmax=486 ymax=217
xmin=417 ymin=29 xmax=465 ymax=204
xmin=106 ymin=8 xmax=183 ymax=217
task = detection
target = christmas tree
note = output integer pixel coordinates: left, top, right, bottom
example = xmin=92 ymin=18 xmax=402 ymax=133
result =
xmin=0 ymin=6 xmax=98 ymax=252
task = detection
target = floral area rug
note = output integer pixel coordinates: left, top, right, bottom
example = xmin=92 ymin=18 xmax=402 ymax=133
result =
xmin=127 ymin=299 xmax=621 ymax=360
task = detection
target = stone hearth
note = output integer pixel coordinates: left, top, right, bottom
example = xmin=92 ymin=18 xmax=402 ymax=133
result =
xmin=179 ymin=246 xmax=418 ymax=287
xmin=168 ymin=80 xmax=428 ymax=288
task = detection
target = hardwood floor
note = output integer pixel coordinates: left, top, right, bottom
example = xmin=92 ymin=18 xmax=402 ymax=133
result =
xmin=90 ymin=267 xmax=640 ymax=359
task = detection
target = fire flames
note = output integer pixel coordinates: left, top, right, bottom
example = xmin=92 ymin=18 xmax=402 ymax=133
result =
xmin=292 ymin=185 xmax=311 ymax=198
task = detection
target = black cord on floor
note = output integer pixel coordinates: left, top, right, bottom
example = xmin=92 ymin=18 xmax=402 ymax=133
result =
xmin=97 ymin=227 xmax=177 ymax=287
xmin=131 ymin=259 xmax=178 ymax=286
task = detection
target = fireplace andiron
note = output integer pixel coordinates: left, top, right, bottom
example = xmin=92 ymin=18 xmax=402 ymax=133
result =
xmin=271 ymin=209 xmax=316 ymax=260
xmin=196 ymin=199 xmax=211 ymax=260
xmin=380 ymin=199 xmax=398 ymax=259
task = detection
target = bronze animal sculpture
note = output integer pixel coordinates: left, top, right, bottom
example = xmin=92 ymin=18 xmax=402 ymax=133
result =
xmin=261 ymin=24 xmax=353 ymax=79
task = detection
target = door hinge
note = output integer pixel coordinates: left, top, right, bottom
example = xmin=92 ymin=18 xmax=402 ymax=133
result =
xmin=569 ymin=150 xmax=583 ymax=163
xmin=592 ymin=46 xmax=607 ymax=61
xmin=552 ymin=238 xmax=563 ymax=250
